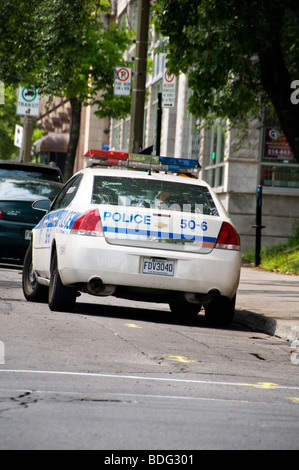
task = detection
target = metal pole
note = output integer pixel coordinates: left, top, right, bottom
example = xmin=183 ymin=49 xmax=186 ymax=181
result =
xmin=129 ymin=0 xmax=150 ymax=154
xmin=253 ymin=185 xmax=265 ymax=266
xmin=156 ymin=92 xmax=162 ymax=156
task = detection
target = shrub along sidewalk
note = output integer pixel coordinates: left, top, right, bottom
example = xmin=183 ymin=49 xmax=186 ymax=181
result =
xmin=242 ymin=226 xmax=299 ymax=275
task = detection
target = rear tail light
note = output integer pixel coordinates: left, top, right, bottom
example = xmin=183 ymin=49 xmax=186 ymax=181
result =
xmin=71 ymin=209 xmax=104 ymax=237
xmin=215 ymin=221 xmax=240 ymax=251
xmin=0 ymin=210 xmax=3 ymax=220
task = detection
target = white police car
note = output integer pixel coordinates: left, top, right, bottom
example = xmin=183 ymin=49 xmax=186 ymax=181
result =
xmin=22 ymin=150 xmax=241 ymax=326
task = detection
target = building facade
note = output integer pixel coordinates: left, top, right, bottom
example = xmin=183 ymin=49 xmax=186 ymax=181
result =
xmin=107 ymin=0 xmax=299 ymax=252
xmin=36 ymin=0 xmax=298 ymax=252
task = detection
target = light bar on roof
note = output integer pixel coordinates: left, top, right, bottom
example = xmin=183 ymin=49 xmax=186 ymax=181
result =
xmin=84 ymin=149 xmax=201 ymax=173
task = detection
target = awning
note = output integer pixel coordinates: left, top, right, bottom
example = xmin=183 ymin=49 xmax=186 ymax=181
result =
xmin=34 ymin=132 xmax=69 ymax=153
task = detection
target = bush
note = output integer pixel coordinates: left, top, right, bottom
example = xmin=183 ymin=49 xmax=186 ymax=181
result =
xmin=243 ymin=226 xmax=299 ymax=274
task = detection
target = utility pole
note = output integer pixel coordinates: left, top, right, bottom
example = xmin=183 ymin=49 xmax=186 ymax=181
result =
xmin=21 ymin=115 xmax=34 ymax=162
xmin=129 ymin=0 xmax=150 ymax=154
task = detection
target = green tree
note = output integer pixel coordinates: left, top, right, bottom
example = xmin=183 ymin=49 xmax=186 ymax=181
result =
xmin=153 ymin=0 xmax=299 ymax=163
xmin=0 ymin=0 xmax=131 ymax=180
xmin=0 ymin=86 xmax=21 ymax=160
xmin=0 ymin=1 xmax=37 ymax=86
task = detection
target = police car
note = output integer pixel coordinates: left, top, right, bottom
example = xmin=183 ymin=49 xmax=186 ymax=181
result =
xmin=22 ymin=150 xmax=241 ymax=326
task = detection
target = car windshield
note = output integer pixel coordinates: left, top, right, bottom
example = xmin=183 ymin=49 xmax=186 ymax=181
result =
xmin=0 ymin=178 xmax=62 ymax=201
xmin=92 ymin=176 xmax=219 ymax=216
xmin=0 ymin=167 xmax=61 ymax=182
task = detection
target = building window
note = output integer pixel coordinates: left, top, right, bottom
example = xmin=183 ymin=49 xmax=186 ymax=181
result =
xmin=111 ymin=119 xmax=121 ymax=151
xmin=204 ymin=120 xmax=226 ymax=187
xmin=145 ymin=83 xmax=161 ymax=152
xmin=183 ymin=114 xmax=201 ymax=160
xmin=261 ymin=164 xmax=299 ymax=188
xmin=153 ymin=52 xmax=164 ymax=83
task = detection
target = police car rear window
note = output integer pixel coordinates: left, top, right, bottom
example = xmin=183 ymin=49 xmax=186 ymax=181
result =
xmin=92 ymin=176 xmax=218 ymax=216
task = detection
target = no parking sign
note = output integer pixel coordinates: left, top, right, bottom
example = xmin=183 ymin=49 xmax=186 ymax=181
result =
xmin=114 ymin=67 xmax=132 ymax=96
xmin=162 ymin=69 xmax=176 ymax=108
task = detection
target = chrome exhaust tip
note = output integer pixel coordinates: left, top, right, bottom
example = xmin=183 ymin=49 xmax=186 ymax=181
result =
xmin=87 ymin=278 xmax=116 ymax=296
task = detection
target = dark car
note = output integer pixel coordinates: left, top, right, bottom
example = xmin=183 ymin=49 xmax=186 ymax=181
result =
xmin=0 ymin=160 xmax=63 ymax=183
xmin=0 ymin=176 xmax=63 ymax=263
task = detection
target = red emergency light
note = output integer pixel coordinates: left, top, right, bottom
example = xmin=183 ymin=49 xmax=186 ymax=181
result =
xmin=84 ymin=149 xmax=129 ymax=161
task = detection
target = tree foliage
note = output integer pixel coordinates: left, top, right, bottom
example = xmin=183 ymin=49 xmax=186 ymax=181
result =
xmin=0 ymin=0 xmax=132 ymax=179
xmin=153 ymin=0 xmax=299 ymax=162
xmin=0 ymin=86 xmax=21 ymax=160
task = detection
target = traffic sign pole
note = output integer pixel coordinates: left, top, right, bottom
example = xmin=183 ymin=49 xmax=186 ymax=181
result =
xmin=21 ymin=115 xmax=34 ymax=163
xmin=253 ymin=185 xmax=266 ymax=266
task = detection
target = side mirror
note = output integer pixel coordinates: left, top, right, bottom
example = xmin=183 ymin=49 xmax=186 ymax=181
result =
xmin=32 ymin=199 xmax=51 ymax=212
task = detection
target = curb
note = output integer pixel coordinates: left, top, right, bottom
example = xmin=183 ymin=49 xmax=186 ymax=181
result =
xmin=235 ymin=309 xmax=299 ymax=342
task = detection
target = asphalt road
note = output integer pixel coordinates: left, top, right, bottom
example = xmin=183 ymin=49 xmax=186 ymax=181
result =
xmin=0 ymin=266 xmax=299 ymax=451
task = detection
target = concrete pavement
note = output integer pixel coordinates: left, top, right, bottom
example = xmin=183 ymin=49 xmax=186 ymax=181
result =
xmin=236 ymin=265 xmax=299 ymax=341
xmin=1 ymin=263 xmax=298 ymax=341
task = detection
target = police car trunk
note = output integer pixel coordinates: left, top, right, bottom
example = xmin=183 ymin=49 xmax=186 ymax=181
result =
xmin=70 ymin=151 xmax=241 ymax=304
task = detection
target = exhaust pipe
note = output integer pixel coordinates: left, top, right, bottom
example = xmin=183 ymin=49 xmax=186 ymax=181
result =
xmin=184 ymin=289 xmax=221 ymax=304
xmin=87 ymin=278 xmax=116 ymax=296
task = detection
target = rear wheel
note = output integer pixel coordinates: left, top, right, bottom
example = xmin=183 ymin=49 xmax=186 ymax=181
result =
xmin=48 ymin=250 xmax=77 ymax=312
xmin=22 ymin=244 xmax=48 ymax=303
xmin=204 ymin=295 xmax=236 ymax=327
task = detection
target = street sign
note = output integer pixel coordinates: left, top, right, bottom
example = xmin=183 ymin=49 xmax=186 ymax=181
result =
xmin=162 ymin=69 xmax=176 ymax=108
xmin=14 ymin=125 xmax=23 ymax=148
xmin=17 ymin=87 xmax=40 ymax=117
xmin=114 ymin=67 xmax=132 ymax=96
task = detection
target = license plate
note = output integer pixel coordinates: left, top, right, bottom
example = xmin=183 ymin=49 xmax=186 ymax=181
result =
xmin=25 ymin=230 xmax=32 ymax=240
xmin=142 ymin=258 xmax=175 ymax=276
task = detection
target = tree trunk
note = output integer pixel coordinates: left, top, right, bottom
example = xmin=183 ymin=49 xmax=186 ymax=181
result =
xmin=64 ymin=97 xmax=82 ymax=181
xmin=259 ymin=40 xmax=299 ymax=164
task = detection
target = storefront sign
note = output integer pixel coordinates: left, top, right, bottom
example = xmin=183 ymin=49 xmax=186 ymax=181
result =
xmin=263 ymin=127 xmax=294 ymax=161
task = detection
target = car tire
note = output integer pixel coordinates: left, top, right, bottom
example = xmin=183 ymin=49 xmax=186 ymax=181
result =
xmin=169 ymin=301 xmax=201 ymax=317
xmin=22 ymin=244 xmax=48 ymax=303
xmin=204 ymin=294 xmax=236 ymax=327
xmin=48 ymin=250 xmax=77 ymax=312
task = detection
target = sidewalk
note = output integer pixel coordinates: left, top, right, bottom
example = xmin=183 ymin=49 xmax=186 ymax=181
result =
xmin=235 ymin=265 xmax=299 ymax=341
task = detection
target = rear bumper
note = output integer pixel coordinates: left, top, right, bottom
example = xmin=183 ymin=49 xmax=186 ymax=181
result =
xmin=58 ymin=236 xmax=242 ymax=299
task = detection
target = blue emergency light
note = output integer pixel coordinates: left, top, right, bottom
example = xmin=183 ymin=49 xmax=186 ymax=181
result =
xmin=159 ymin=157 xmax=200 ymax=171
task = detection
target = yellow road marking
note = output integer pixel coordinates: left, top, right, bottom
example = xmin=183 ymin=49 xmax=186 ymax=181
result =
xmin=167 ymin=355 xmax=196 ymax=364
xmin=286 ymin=397 xmax=299 ymax=404
xmin=249 ymin=382 xmax=279 ymax=389
xmin=125 ymin=323 xmax=142 ymax=329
